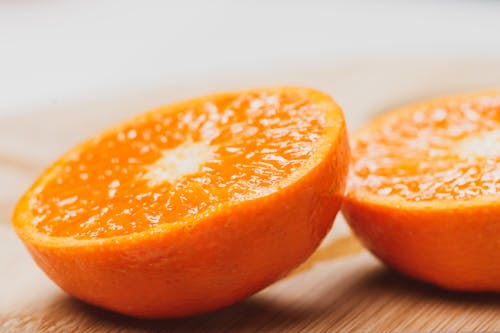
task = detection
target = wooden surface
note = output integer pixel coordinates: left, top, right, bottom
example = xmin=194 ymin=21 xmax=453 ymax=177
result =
xmin=1 ymin=59 xmax=500 ymax=332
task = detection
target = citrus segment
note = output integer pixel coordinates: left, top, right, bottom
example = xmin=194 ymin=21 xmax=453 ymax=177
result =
xmin=350 ymin=94 xmax=499 ymax=201
xmin=28 ymin=90 xmax=330 ymax=239
xmin=342 ymin=91 xmax=500 ymax=291
xmin=13 ymin=87 xmax=349 ymax=317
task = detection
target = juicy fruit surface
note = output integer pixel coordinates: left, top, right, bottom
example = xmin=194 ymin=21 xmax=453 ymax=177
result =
xmin=349 ymin=95 xmax=500 ymax=201
xmin=30 ymin=90 xmax=328 ymax=239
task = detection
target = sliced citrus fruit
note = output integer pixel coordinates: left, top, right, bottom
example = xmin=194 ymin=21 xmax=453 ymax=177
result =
xmin=342 ymin=90 xmax=500 ymax=291
xmin=12 ymin=87 xmax=349 ymax=318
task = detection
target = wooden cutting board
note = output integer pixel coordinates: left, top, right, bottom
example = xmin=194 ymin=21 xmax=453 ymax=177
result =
xmin=1 ymin=58 xmax=499 ymax=332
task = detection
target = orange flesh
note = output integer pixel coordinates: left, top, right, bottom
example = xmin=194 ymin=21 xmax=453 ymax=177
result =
xmin=349 ymin=96 xmax=500 ymax=201
xmin=31 ymin=91 xmax=326 ymax=239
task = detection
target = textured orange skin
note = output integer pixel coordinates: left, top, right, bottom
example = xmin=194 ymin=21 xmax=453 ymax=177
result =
xmin=13 ymin=88 xmax=349 ymax=318
xmin=343 ymin=198 xmax=500 ymax=291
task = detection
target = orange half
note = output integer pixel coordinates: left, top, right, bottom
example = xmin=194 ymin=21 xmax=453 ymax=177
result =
xmin=13 ymin=87 xmax=349 ymax=317
xmin=342 ymin=90 xmax=500 ymax=291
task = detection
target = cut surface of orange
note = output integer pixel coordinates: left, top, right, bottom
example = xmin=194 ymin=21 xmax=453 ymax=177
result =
xmin=342 ymin=90 xmax=500 ymax=291
xmin=13 ymin=87 xmax=349 ymax=318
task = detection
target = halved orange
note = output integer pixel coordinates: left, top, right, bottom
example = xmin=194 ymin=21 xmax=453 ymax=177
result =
xmin=342 ymin=90 xmax=500 ymax=291
xmin=12 ymin=87 xmax=349 ymax=318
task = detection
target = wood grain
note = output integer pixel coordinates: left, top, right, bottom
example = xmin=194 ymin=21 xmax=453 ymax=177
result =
xmin=1 ymin=58 xmax=499 ymax=332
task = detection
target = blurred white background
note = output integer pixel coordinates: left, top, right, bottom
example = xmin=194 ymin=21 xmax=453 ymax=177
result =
xmin=1 ymin=0 xmax=500 ymax=116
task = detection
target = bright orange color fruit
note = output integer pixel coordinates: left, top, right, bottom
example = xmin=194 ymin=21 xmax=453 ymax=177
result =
xmin=13 ymin=87 xmax=349 ymax=318
xmin=342 ymin=90 xmax=500 ymax=291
